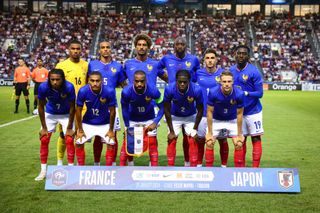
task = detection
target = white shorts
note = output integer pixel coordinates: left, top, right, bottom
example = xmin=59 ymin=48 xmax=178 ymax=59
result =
xmin=129 ymin=119 xmax=157 ymax=136
xmin=44 ymin=113 xmax=74 ymax=134
xmin=170 ymin=115 xmax=195 ymax=137
xmin=75 ymin=123 xmax=114 ymax=145
xmin=197 ymin=117 xmax=207 ymax=138
xmin=208 ymin=118 xmax=238 ymax=139
xmin=114 ymin=107 xmax=121 ymax=131
xmin=243 ymin=111 xmax=264 ymax=136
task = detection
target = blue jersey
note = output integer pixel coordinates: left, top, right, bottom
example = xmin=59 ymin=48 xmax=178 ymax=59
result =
xmin=38 ymin=81 xmax=75 ymax=115
xmin=88 ymin=59 xmax=126 ymax=88
xmin=196 ymin=67 xmax=224 ymax=116
xmin=207 ymin=86 xmax=244 ymax=120
xmin=230 ymin=63 xmax=263 ymax=115
xmin=124 ymin=58 xmax=165 ymax=86
xmin=164 ymin=82 xmax=203 ymax=117
xmin=77 ymin=85 xmax=117 ymax=125
xmin=158 ymin=53 xmax=200 ymax=83
xmin=121 ymin=85 xmax=164 ymax=127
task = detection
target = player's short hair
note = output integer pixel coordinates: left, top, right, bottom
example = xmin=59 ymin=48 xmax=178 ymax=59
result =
xmin=235 ymin=45 xmax=250 ymax=54
xmin=134 ymin=70 xmax=146 ymax=78
xmin=134 ymin=34 xmax=152 ymax=48
xmin=220 ymin=70 xmax=233 ymax=78
xmin=37 ymin=58 xmax=43 ymax=62
xmin=174 ymin=37 xmax=187 ymax=45
xmin=176 ymin=70 xmax=191 ymax=81
xmin=89 ymin=71 xmax=102 ymax=79
xmin=99 ymin=40 xmax=111 ymax=48
xmin=48 ymin=69 xmax=66 ymax=88
xmin=68 ymin=39 xmax=82 ymax=48
xmin=203 ymin=48 xmax=218 ymax=57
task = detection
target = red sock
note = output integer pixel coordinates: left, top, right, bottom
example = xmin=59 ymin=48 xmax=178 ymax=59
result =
xmin=188 ymin=136 xmax=198 ymax=167
xmin=183 ymin=133 xmax=189 ymax=163
xmin=148 ymin=136 xmax=158 ymax=166
xmin=242 ymin=137 xmax=247 ymax=166
xmin=93 ymin=136 xmax=103 ymax=163
xmin=197 ymin=140 xmax=205 ymax=165
xmin=40 ymin=133 xmax=52 ymax=164
xmin=119 ymin=140 xmax=128 ymax=166
xmin=65 ymin=135 xmax=75 ymax=164
xmin=205 ymin=147 xmax=214 ymax=167
xmin=234 ymin=148 xmax=244 ymax=167
xmin=219 ymin=140 xmax=229 ymax=166
xmin=76 ymin=145 xmax=85 ymax=166
xmin=167 ymin=138 xmax=177 ymax=166
xmin=252 ymin=140 xmax=262 ymax=167
xmin=106 ymin=144 xmax=115 ymax=166
xmin=113 ymin=133 xmax=118 ymax=163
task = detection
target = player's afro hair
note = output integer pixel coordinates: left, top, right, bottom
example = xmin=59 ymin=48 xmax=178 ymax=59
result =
xmin=134 ymin=34 xmax=152 ymax=48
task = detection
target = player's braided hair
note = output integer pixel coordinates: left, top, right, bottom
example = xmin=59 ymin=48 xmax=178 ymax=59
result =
xmin=48 ymin=69 xmax=66 ymax=89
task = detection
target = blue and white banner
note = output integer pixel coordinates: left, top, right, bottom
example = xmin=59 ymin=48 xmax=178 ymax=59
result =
xmin=45 ymin=166 xmax=300 ymax=193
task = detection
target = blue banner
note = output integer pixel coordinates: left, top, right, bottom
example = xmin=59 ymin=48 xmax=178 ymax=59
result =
xmin=45 ymin=166 xmax=300 ymax=193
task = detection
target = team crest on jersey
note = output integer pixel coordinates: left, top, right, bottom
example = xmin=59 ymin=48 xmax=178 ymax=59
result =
xmin=278 ymin=170 xmax=294 ymax=189
xmin=145 ymin=96 xmax=152 ymax=103
xmin=147 ymin=64 xmax=153 ymax=71
xmin=111 ymin=67 xmax=117 ymax=73
xmin=242 ymin=74 xmax=248 ymax=81
xmin=100 ymin=97 xmax=107 ymax=104
xmin=185 ymin=61 xmax=191 ymax=68
xmin=187 ymin=96 xmax=194 ymax=103
xmin=60 ymin=93 xmax=67 ymax=99
xmin=215 ymin=76 xmax=220 ymax=83
xmin=230 ymin=99 xmax=236 ymax=105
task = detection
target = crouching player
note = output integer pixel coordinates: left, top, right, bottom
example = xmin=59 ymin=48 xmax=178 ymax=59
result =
xmin=205 ymin=71 xmax=245 ymax=167
xmin=164 ymin=70 xmax=203 ymax=167
xmin=75 ymin=71 xmax=116 ymax=166
xmin=35 ymin=69 xmax=76 ymax=181
xmin=120 ymin=70 xmax=164 ymax=166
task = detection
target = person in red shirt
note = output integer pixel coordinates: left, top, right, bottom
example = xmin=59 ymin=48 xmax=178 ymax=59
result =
xmin=13 ymin=58 xmax=31 ymax=114
xmin=31 ymin=58 xmax=49 ymax=113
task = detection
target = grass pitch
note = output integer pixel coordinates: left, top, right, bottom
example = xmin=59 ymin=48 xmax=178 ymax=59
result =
xmin=0 ymin=87 xmax=320 ymax=212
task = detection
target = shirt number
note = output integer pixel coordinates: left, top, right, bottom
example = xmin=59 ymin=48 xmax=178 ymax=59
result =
xmin=92 ymin=108 xmax=99 ymax=116
xmin=75 ymin=77 xmax=82 ymax=85
xmin=137 ymin=107 xmax=145 ymax=112
xmin=103 ymin=78 xmax=108 ymax=85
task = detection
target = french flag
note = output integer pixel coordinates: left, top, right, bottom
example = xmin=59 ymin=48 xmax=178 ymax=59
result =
xmin=126 ymin=126 xmax=148 ymax=156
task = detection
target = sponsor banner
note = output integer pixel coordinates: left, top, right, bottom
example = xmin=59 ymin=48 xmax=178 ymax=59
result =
xmin=268 ymin=83 xmax=301 ymax=91
xmin=156 ymin=82 xmax=166 ymax=89
xmin=45 ymin=166 xmax=300 ymax=193
xmin=302 ymin=84 xmax=320 ymax=91
xmin=0 ymin=79 xmax=13 ymax=86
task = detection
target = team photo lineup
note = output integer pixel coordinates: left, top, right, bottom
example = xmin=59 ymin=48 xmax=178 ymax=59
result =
xmin=13 ymin=33 xmax=264 ymax=181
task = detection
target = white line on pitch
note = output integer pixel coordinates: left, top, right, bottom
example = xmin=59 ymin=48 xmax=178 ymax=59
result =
xmin=0 ymin=115 xmax=37 ymax=128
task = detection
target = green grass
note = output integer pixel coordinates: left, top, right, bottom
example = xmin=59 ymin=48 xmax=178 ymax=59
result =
xmin=0 ymin=87 xmax=320 ymax=212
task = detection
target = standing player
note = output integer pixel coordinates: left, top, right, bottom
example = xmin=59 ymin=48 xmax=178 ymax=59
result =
xmin=206 ymin=71 xmax=245 ymax=167
xmin=196 ymin=48 xmax=229 ymax=167
xmin=122 ymin=33 xmax=168 ymax=165
xmin=88 ymin=41 xmax=126 ymax=166
xmin=124 ymin=33 xmax=168 ymax=85
xmin=31 ymin=58 xmax=49 ymax=114
xmin=35 ymin=69 xmax=76 ymax=181
xmin=164 ymin=70 xmax=203 ymax=167
xmin=120 ymin=71 xmax=164 ymax=166
xmin=158 ymin=37 xmax=200 ymax=166
xmin=13 ymin=58 xmax=31 ymax=114
xmin=55 ymin=40 xmax=88 ymax=166
xmin=75 ymin=72 xmax=116 ymax=166
xmin=230 ymin=45 xmax=264 ymax=167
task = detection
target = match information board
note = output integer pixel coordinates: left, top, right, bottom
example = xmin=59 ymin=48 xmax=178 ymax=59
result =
xmin=45 ymin=166 xmax=300 ymax=193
